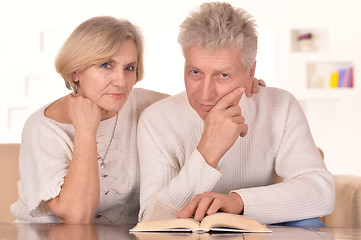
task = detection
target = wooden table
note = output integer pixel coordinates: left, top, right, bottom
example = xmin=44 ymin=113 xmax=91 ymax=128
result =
xmin=1 ymin=223 xmax=361 ymax=240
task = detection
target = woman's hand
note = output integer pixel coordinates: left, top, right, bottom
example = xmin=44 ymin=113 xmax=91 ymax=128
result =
xmin=245 ymin=78 xmax=266 ymax=97
xmin=47 ymin=94 xmax=102 ymax=224
xmin=68 ymin=94 xmax=102 ymax=134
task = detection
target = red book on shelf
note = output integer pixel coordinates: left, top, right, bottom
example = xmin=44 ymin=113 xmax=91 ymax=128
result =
xmin=343 ymin=68 xmax=350 ymax=88
xmin=349 ymin=67 xmax=353 ymax=88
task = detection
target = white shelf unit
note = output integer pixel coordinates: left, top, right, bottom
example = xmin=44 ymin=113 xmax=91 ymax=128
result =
xmin=283 ymin=23 xmax=361 ymax=176
xmin=306 ymin=61 xmax=354 ymax=89
xmin=291 ymin=28 xmax=328 ymax=53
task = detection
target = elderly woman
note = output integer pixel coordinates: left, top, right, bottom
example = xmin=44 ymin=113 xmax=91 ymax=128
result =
xmin=10 ymin=16 xmax=263 ymax=224
xmin=11 ymin=16 xmax=168 ymax=224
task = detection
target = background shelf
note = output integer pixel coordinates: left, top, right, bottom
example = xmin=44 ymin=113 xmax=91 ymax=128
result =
xmin=291 ymin=28 xmax=328 ymax=53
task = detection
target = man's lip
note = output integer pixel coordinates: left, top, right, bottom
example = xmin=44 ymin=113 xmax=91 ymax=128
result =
xmin=198 ymin=103 xmax=215 ymax=112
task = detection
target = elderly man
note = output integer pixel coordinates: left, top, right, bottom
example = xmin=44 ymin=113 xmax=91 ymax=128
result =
xmin=138 ymin=2 xmax=334 ymax=226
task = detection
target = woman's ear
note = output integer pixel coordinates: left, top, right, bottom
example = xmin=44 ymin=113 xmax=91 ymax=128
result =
xmin=72 ymin=72 xmax=79 ymax=83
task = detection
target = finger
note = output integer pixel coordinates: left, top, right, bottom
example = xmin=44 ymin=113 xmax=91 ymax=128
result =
xmin=213 ymin=87 xmax=245 ymax=111
xmin=250 ymin=78 xmax=259 ymax=94
xmin=252 ymin=79 xmax=259 ymax=93
xmin=207 ymin=198 xmax=222 ymax=215
xmin=194 ymin=197 xmax=214 ymax=222
xmin=245 ymin=88 xmax=252 ymax=97
xmin=177 ymin=207 xmax=194 ymax=218
xmin=177 ymin=198 xmax=200 ymax=218
xmin=259 ymin=79 xmax=266 ymax=87
xmin=224 ymin=105 xmax=242 ymax=118
xmin=233 ymin=116 xmax=245 ymax=124
xmin=239 ymin=124 xmax=248 ymax=137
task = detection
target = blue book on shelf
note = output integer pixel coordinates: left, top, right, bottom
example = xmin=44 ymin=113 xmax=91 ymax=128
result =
xmin=338 ymin=69 xmax=345 ymax=88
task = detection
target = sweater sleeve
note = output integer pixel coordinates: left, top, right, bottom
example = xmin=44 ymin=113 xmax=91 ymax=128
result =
xmin=233 ymin=95 xmax=335 ymax=224
xmin=19 ymin=117 xmax=73 ymax=217
xmin=137 ymin=109 xmax=222 ymax=221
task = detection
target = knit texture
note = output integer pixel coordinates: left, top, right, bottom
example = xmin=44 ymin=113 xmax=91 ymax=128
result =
xmin=138 ymin=87 xmax=335 ymax=224
xmin=10 ymin=88 xmax=168 ymax=223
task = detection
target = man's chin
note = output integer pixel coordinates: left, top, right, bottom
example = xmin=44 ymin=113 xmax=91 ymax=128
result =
xmin=190 ymin=102 xmax=208 ymax=119
xmin=196 ymin=110 xmax=208 ymax=120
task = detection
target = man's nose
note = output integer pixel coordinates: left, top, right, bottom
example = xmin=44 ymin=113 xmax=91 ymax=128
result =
xmin=199 ymin=76 xmax=216 ymax=101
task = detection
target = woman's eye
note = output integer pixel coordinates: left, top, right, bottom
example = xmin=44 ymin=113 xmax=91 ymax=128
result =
xmin=126 ymin=65 xmax=135 ymax=71
xmin=101 ymin=63 xmax=111 ymax=69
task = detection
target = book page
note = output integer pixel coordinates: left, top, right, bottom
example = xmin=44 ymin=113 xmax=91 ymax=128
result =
xmin=132 ymin=232 xmax=200 ymax=240
xmin=132 ymin=232 xmax=246 ymax=240
xmin=131 ymin=197 xmax=202 ymax=232
xmin=200 ymin=213 xmax=271 ymax=232
xmin=143 ymin=196 xmax=180 ymax=221
xmin=130 ymin=218 xmax=200 ymax=232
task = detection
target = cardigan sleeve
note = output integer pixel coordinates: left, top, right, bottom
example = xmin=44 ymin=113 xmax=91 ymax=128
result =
xmin=19 ymin=117 xmax=73 ymax=217
xmin=137 ymin=113 xmax=223 ymax=221
xmin=233 ymin=95 xmax=335 ymax=224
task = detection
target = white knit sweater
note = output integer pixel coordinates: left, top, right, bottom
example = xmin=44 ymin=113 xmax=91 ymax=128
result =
xmin=138 ymin=87 xmax=335 ymax=224
xmin=10 ymin=88 xmax=168 ymax=224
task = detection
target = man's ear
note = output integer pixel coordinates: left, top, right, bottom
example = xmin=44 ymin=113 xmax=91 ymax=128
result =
xmin=249 ymin=61 xmax=256 ymax=80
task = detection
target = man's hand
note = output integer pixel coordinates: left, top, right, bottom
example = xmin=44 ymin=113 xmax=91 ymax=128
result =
xmin=177 ymin=192 xmax=244 ymax=222
xmin=197 ymin=87 xmax=248 ymax=168
xmin=245 ymin=78 xmax=266 ymax=97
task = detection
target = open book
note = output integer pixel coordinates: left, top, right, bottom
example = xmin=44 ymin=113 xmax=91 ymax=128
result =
xmin=132 ymin=232 xmax=268 ymax=240
xmin=130 ymin=212 xmax=271 ymax=233
xmin=130 ymin=197 xmax=271 ymax=234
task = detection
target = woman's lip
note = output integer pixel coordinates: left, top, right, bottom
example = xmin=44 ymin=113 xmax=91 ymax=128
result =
xmin=107 ymin=93 xmax=124 ymax=100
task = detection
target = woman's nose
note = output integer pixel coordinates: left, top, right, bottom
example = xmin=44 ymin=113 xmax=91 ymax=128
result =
xmin=112 ymin=69 xmax=127 ymax=87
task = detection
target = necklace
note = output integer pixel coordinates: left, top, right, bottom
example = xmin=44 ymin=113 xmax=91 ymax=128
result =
xmin=98 ymin=112 xmax=118 ymax=169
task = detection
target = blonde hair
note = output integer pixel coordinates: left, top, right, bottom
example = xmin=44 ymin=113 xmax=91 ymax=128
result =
xmin=178 ymin=2 xmax=258 ymax=70
xmin=55 ymin=16 xmax=144 ymax=91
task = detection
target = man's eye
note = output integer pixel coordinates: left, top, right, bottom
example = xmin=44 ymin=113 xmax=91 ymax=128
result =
xmin=189 ymin=69 xmax=202 ymax=80
xmin=221 ymin=73 xmax=228 ymax=78
xmin=101 ymin=63 xmax=111 ymax=69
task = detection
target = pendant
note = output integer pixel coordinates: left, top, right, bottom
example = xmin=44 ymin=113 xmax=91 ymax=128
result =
xmin=100 ymin=162 xmax=106 ymax=169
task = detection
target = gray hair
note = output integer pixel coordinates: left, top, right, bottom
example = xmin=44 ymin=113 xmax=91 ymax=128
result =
xmin=178 ymin=2 xmax=258 ymax=70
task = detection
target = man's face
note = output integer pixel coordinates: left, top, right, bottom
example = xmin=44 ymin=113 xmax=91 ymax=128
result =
xmin=184 ymin=45 xmax=254 ymax=120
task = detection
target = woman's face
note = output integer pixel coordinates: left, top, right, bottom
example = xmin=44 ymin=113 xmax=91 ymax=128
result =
xmin=74 ymin=39 xmax=138 ymax=116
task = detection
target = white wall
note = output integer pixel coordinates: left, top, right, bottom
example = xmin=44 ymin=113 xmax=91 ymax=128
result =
xmin=0 ymin=0 xmax=360 ymax=175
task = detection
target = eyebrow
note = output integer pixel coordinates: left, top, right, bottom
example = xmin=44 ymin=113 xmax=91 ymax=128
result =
xmin=185 ymin=64 xmax=232 ymax=72
xmin=185 ymin=64 xmax=200 ymax=70
xmin=103 ymin=58 xmax=138 ymax=66
xmin=127 ymin=61 xmax=138 ymax=66
xmin=106 ymin=59 xmax=116 ymax=64
xmin=215 ymin=66 xmax=233 ymax=72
